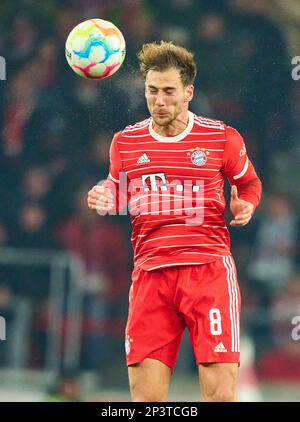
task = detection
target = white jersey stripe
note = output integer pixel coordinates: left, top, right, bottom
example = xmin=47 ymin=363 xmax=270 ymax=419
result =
xmin=137 ymin=208 xmax=218 ymax=215
xmin=194 ymin=119 xmax=224 ymax=130
xmin=195 ymin=118 xmax=223 ymax=127
xmin=194 ymin=116 xmax=222 ymax=125
xmin=125 ymin=118 xmax=149 ymax=128
xmin=139 ymin=251 xmax=225 ymax=266
xmin=125 ymin=163 xmax=221 ymax=170
xmin=223 ymin=256 xmax=236 ymax=353
xmin=148 ymin=174 xmax=219 ymax=181
xmin=132 ymin=225 xmax=227 ymax=234
xmin=134 ymin=244 xmax=223 ymax=261
xmin=117 ymin=139 xmax=226 ymax=145
xmin=123 ymin=157 xmax=222 ymax=165
xmin=233 ymin=157 xmax=249 ymax=180
xmin=134 ymin=221 xmax=225 ymax=230
xmin=130 ymin=213 xmax=197 ymax=225
xmin=131 ymin=232 xmax=227 ymax=241
xmin=119 ymin=148 xmax=224 ymax=154
xmin=126 ymin=166 xmax=219 ymax=174
xmin=226 ymin=256 xmax=240 ymax=352
xmin=130 ymin=193 xmax=187 ymax=205
xmin=229 ymin=256 xmax=239 ymax=352
xmin=190 ymin=131 xmax=224 ymax=134
xmin=118 ymin=140 xmax=156 ymax=145
xmin=194 ymin=115 xmax=224 ymax=126
xmin=131 ymin=226 xmax=226 ymax=237
xmin=187 ymin=136 xmax=226 ymax=140
xmin=228 ymin=256 xmax=240 ymax=352
xmin=148 ymin=262 xmax=204 ymax=271
xmin=226 ymin=256 xmax=238 ymax=352
xmin=131 ymin=233 xmax=228 ymax=243
xmin=122 ymin=125 xmax=150 ymax=134
xmin=108 ymin=174 xmax=120 ymax=184
xmin=129 ymin=194 xmax=224 ymax=206
xmin=206 ymin=179 xmax=224 ymax=186
xmin=131 ymin=214 xmax=224 ymax=226
xmin=122 ymin=121 xmax=150 ymax=132
xmin=181 ymin=251 xmax=221 ymax=255
xmin=121 ymin=137 xmax=227 ymax=142
xmin=122 ymin=133 xmax=153 ymax=138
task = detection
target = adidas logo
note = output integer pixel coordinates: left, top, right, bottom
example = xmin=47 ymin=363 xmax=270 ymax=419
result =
xmin=214 ymin=342 xmax=227 ymax=353
xmin=137 ymin=153 xmax=151 ymax=164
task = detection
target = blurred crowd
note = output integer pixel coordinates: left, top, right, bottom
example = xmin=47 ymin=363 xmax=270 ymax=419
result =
xmin=0 ymin=0 xmax=300 ymax=385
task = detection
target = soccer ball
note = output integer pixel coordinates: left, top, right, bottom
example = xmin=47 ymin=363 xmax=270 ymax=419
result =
xmin=65 ymin=18 xmax=126 ymax=80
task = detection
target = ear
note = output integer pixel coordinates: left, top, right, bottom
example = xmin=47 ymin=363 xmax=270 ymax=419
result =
xmin=185 ymin=84 xmax=194 ymax=102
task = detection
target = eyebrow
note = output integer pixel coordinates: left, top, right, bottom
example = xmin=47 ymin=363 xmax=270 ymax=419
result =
xmin=148 ymin=85 xmax=176 ymax=91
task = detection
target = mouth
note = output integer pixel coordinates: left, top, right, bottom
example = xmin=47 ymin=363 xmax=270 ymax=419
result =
xmin=155 ymin=112 xmax=168 ymax=117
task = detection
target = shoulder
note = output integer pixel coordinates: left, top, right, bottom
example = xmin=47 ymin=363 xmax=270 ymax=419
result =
xmin=223 ymin=125 xmax=246 ymax=154
xmin=224 ymin=125 xmax=244 ymax=142
xmin=223 ymin=125 xmax=247 ymax=161
xmin=119 ymin=118 xmax=151 ymax=136
xmin=111 ymin=118 xmax=151 ymax=151
xmin=192 ymin=114 xmax=244 ymax=143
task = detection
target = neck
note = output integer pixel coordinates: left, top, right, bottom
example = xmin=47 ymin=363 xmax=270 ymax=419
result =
xmin=152 ymin=109 xmax=190 ymax=137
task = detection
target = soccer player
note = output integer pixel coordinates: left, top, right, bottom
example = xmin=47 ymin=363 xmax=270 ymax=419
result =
xmin=87 ymin=41 xmax=262 ymax=402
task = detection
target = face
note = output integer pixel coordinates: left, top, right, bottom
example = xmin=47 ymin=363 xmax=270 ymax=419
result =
xmin=145 ymin=67 xmax=194 ymax=127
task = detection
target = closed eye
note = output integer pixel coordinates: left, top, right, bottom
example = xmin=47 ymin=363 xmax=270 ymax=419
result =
xmin=147 ymin=86 xmax=176 ymax=95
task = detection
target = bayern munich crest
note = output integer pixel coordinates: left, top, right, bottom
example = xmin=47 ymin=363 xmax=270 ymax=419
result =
xmin=189 ymin=148 xmax=208 ymax=166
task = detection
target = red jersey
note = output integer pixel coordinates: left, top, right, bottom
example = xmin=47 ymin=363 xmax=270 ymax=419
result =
xmin=105 ymin=111 xmax=262 ymax=271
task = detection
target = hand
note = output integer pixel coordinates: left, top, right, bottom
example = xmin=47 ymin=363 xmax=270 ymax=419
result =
xmin=229 ymin=185 xmax=254 ymax=227
xmin=87 ymin=185 xmax=115 ymax=214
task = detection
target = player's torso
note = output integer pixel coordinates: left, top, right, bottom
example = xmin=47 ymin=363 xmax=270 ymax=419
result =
xmin=115 ymin=112 xmax=231 ymax=270
xmin=118 ymin=112 xmax=227 ymax=211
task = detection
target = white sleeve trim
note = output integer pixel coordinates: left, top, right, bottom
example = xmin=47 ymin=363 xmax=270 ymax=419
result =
xmin=233 ymin=157 xmax=249 ymax=180
xmin=108 ymin=173 xmax=120 ymax=184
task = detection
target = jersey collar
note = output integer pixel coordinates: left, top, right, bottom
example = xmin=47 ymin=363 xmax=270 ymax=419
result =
xmin=149 ymin=110 xmax=194 ymax=142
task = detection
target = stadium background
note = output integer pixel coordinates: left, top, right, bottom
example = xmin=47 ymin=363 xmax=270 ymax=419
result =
xmin=0 ymin=0 xmax=300 ymax=401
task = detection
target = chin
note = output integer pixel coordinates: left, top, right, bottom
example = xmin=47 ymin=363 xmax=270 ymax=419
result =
xmin=153 ymin=115 xmax=172 ymax=126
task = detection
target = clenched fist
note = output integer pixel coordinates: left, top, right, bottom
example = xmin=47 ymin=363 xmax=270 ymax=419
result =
xmin=87 ymin=185 xmax=115 ymax=214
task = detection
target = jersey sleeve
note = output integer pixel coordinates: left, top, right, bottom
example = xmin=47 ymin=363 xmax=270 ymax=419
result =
xmin=222 ymin=125 xmax=262 ymax=211
xmin=102 ymin=131 xmax=128 ymax=214
xmin=107 ymin=131 xmax=122 ymax=184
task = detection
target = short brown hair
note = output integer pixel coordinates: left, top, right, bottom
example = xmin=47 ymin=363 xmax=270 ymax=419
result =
xmin=137 ymin=41 xmax=197 ymax=86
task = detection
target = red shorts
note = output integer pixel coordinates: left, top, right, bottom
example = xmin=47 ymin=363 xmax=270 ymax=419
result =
xmin=125 ymin=256 xmax=241 ymax=373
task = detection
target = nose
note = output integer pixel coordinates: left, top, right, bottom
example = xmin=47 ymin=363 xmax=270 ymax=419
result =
xmin=155 ymin=92 xmax=165 ymax=107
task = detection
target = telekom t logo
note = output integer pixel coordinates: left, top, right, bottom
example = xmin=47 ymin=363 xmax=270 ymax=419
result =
xmin=141 ymin=172 xmax=202 ymax=193
xmin=141 ymin=173 xmax=168 ymax=191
